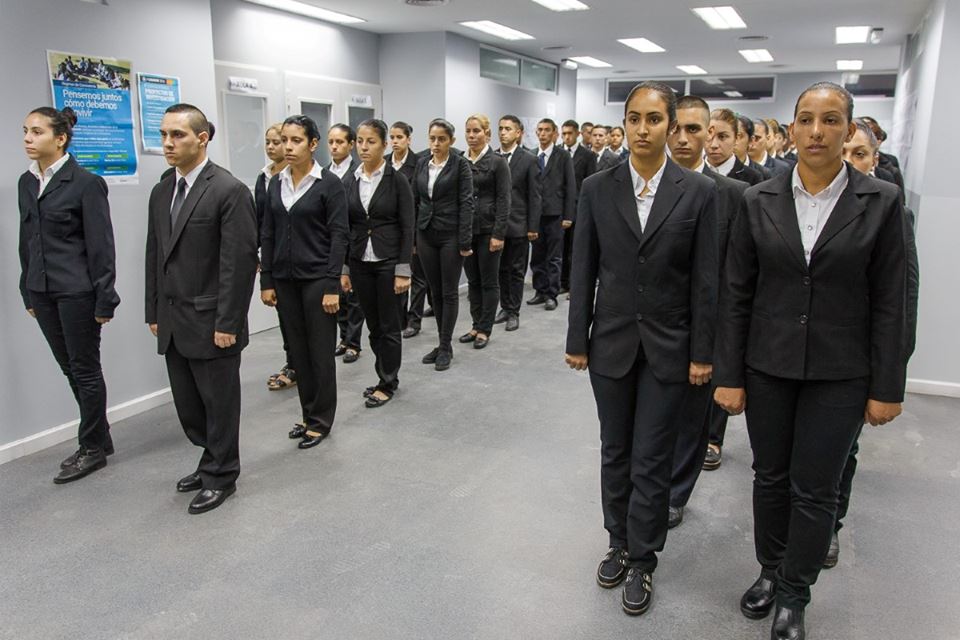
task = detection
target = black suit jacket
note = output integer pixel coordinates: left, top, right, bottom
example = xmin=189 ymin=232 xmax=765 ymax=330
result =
xmin=18 ymin=155 xmax=120 ymax=316
xmin=566 ymin=159 xmax=719 ymax=383
xmin=389 ymin=150 xmax=418 ymax=185
xmin=341 ymin=163 xmax=415 ymax=267
xmin=596 ymin=148 xmax=622 ymax=173
xmin=414 ymin=153 xmax=475 ymax=251
xmin=536 ymin=146 xmax=577 ymax=222
xmin=570 ymin=144 xmax=597 ymax=194
xmin=713 ymin=166 xmax=908 ymax=402
xmin=750 ymin=158 xmax=773 ymax=180
xmin=729 ymin=157 xmax=765 ymax=186
xmin=499 ymin=147 xmax=542 ymax=238
xmin=468 ymin=150 xmax=511 ymax=239
xmin=763 ymin=154 xmax=792 ymax=177
xmin=702 ymin=165 xmax=747 ymax=270
xmin=145 ymin=161 xmax=259 ymax=360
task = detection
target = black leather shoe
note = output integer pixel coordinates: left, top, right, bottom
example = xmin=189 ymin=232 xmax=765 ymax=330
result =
xmin=188 ymin=484 xmax=236 ymax=514
xmin=544 ymin=298 xmax=558 ymax=311
xmin=621 ymin=568 xmax=653 ymax=616
xmin=505 ymin=315 xmax=519 ymax=331
xmin=365 ymin=393 xmax=392 ymax=408
xmin=422 ymin=348 xmax=440 ymax=364
xmin=298 ymin=432 xmax=328 ymax=449
xmin=343 ymin=349 xmax=360 ymax=363
xmin=60 ymin=438 xmax=114 ymax=469
xmin=435 ymin=351 xmax=452 ymax=371
xmin=668 ymin=505 xmax=684 ymax=529
xmin=741 ymin=573 xmax=778 ymax=619
xmin=288 ymin=423 xmax=307 ymax=439
xmin=459 ymin=332 xmax=477 ymax=343
xmin=703 ymin=444 xmax=722 ymax=470
xmin=362 ymin=386 xmax=377 ymax=398
xmin=771 ymin=604 xmax=805 ymax=640
xmin=54 ymin=448 xmax=107 ymax=484
xmin=176 ymin=473 xmax=202 ymax=493
xmin=526 ymin=293 xmax=547 ymax=305
xmin=494 ymin=310 xmax=509 ymax=324
xmin=423 ymin=307 xmax=435 ymax=317
xmin=474 ymin=335 xmax=489 ymax=349
xmin=334 ymin=343 xmax=347 ymax=357
xmin=402 ymin=326 xmax=420 ymax=339
xmin=596 ymin=547 xmax=628 ymax=588
xmin=822 ymin=532 xmax=839 ymax=569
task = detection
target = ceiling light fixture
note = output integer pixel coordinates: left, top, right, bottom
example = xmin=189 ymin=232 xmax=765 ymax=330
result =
xmin=531 ymin=0 xmax=589 ymax=11
xmin=703 ymin=78 xmax=724 ymax=85
xmin=560 ymin=58 xmax=579 ymax=70
xmin=569 ymin=55 xmax=612 ymax=68
xmin=692 ymin=6 xmax=747 ymax=30
xmin=459 ymin=20 xmax=535 ymax=40
xmin=724 ymin=90 xmax=744 ymax=98
xmin=618 ymin=37 xmax=666 ymax=53
xmin=836 ymin=59 xmax=864 ymax=71
xmin=242 ymin=0 xmax=364 ymax=24
xmin=739 ymin=48 xmax=773 ymax=63
xmin=677 ymin=65 xmax=708 ymax=75
xmin=835 ymin=25 xmax=870 ymax=44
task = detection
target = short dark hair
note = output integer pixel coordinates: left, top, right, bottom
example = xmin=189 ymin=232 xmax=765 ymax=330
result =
xmin=329 ymin=123 xmax=356 ymax=144
xmin=581 ymin=121 xmax=594 ymax=129
xmin=428 ymin=118 xmax=455 ymax=138
xmin=676 ymin=95 xmax=710 ymax=124
xmin=794 ymin=81 xmax=854 ymax=123
xmin=623 ymin=81 xmax=678 ymax=123
xmin=538 ymin=118 xmax=557 ymax=131
xmin=860 ymin=116 xmax=886 ymax=142
xmin=357 ymin=118 xmax=389 ymax=143
xmin=753 ymin=119 xmax=768 ymax=136
xmin=283 ymin=115 xmax=321 ymax=143
xmin=778 ymin=124 xmax=788 ymax=138
xmin=735 ymin=113 xmax=754 ymax=138
xmin=611 ymin=126 xmax=624 ymax=135
xmin=165 ymin=103 xmax=215 ymax=140
xmin=390 ymin=121 xmax=413 ymax=137
xmin=591 ymin=124 xmax=607 ymax=133
xmin=562 ymin=119 xmax=579 ymax=130
xmin=499 ymin=114 xmax=523 ymax=131
xmin=29 ymin=106 xmax=78 ymax=149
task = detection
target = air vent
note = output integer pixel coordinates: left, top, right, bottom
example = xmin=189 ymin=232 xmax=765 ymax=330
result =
xmin=768 ymin=63 xmax=789 ymax=68
xmin=738 ymin=35 xmax=769 ymax=42
xmin=612 ymin=70 xmax=638 ymax=74
xmin=404 ymin=0 xmax=449 ymax=6
xmin=542 ymin=45 xmax=572 ymax=51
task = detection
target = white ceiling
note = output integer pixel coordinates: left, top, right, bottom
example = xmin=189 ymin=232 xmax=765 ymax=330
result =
xmin=276 ymin=0 xmax=931 ymax=79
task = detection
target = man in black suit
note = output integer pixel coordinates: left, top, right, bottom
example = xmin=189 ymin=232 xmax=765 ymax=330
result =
xmin=590 ymin=125 xmax=622 ymax=172
xmin=665 ymin=96 xmax=747 ymax=528
xmin=145 ymin=104 xmax=258 ymax=514
xmin=566 ymin=82 xmax=718 ymax=616
xmin=558 ymin=119 xmax=596 ymax=295
xmin=528 ymin=118 xmax=575 ymax=311
xmin=750 ymin=119 xmax=791 ymax=177
xmin=494 ymin=115 xmax=542 ymax=331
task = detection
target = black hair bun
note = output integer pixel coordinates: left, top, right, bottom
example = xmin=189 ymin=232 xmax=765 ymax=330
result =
xmin=207 ymin=122 xmax=216 ymax=141
xmin=60 ymin=107 xmax=78 ymax=127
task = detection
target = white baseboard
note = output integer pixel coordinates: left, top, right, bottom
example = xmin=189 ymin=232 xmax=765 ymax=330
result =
xmin=906 ymin=378 xmax=960 ymax=398
xmin=0 ymin=388 xmax=172 ymax=466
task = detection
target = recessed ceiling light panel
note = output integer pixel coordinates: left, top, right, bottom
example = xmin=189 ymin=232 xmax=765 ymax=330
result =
xmin=836 ymin=59 xmax=864 ymax=70
xmin=570 ymin=55 xmax=612 ymax=68
xmin=835 ymin=25 xmax=871 ymax=44
xmin=618 ymin=37 xmax=666 ymax=53
xmin=243 ymin=0 xmax=365 ymax=24
xmin=531 ymin=0 xmax=589 ymax=11
xmin=739 ymin=48 xmax=773 ymax=63
xmin=459 ymin=20 xmax=535 ymax=40
xmin=692 ymin=6 xmax=747 ymax=30
xmin=677 ymin=65 xmax=708 ymax=75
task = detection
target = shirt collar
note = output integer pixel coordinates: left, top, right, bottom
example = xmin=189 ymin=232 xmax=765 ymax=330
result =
xmin=691 ymin=158 xmax=705 ymax=173
xmin=429 ymin=154 xmax=449 ymax=169
xmin=792 ymin=162 xmax=848 ymax=199
xmin=281 ymin=161 xmax=324 ymax=184
xmin=499 ymin=144 xmax=518 ymax=156
xmin=628 ymin=157 xmax=667 ymax=197
xmin=391 ymin=150 xmax=408 ymax=166
xmin=261 ymin=162 xmax=276 ymax=180
xmin=538 ymin=143 xmax=554 ymax=156
xmin=711 ymin=154 xmax=737 ymax=177
xmin=468 ymin=145 xmax=490 ymax=164
xmin=332 ymin=156 xmax=352 ymax=171
xmin=355 ymin=160 xmax=386 ymax=181
xmin=759 ymin=151 xmax=769 ymax=166
xmin=176 ymin=157 xmax=209 ymax=187
xmin=29 ymin=152 xmax=71 ymax=181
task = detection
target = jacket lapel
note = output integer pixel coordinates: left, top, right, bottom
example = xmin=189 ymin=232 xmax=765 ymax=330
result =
xmin=38 ymin=156 xmax=76 ymax=201
xmin=759 ymin=173 xmax=807 ymax=271
xmin=811 ymin=166 xmax=870 ymax=257
xmin=165 ymin=161 xmax=215 ymax=262
xmin=367 ymin=164 xmax=391 ymax=213
xmin=638 ymin=160 xmax=683 ymax=250
xmin=612 ymin=161 xmax=643 ymax=242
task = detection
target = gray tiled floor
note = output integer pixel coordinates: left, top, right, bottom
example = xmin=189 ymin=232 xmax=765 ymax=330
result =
xmin=2 ymin=291 xmax=959 ymax=639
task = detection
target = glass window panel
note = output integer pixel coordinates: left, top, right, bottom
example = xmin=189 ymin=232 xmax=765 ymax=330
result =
xmin=480 ymin=48 xmax=520 ymax=85
xmin=843 ymin=73 xmax=897 ymax=97
xmin=688 ymin=76 xmax=775 ymax=101
xmin=300 ymin=100 xmax=332 ymax=166
xmin=521 ymin=59 xmax=557 ymax=92
xmin=223 ymin=93 xmax=266 ymax=187
xmin=606 ymin=79 xmax=686 ymax=104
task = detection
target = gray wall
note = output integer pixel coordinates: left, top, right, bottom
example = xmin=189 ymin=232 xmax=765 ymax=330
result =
xmin=0 ymin=0 xmax=219 ymax=450
xmin=380 ymin=32 xmax=447 ymax=148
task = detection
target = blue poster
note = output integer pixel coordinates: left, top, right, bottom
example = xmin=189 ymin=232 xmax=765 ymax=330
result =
xmin=47 ymin=50 xmax=138 ymax=183
xmin=137 ymin=73 xmax=180 ymax=154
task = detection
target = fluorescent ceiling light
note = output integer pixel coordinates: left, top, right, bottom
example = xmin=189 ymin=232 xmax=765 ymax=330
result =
xmin=692 ymin=6 xmax=747 ymax=30
xmin=243 ymin=0 xmax=364 ymax=24
xmin=836 ymin=59 xmax=864 ymax=70
xmin=835 ymin=25 xmax=871 ymax=44
xmin=618 ymin=37 xmax=666 ymax=53
xmin=677 ymin=65 xmax=708 ymax=75
xmin=703 ymin=78 xmax=724 ymax=85
xmin=724 ymin=90 xmax=744 ymax=97
xmin=570 ymin=55 xmax=612 ymax=68
xmin=739 ymin=48 xmax=773 ymax=63
xmin=460 ymin=20 xmax=535 ymax=40
xmin=531 ymin=0 xmax=590 ymax=11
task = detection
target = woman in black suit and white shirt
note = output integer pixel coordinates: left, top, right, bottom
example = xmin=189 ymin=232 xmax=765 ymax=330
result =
xmin=19 ymin=106 xmax=119 ymax=483
xmin=340 ymin=119 xmax=414 ymax=408
xmin=714 ymin=82 xmax=908 ymax=640
xmin=413 ymin=119 xmax=474 ymax=371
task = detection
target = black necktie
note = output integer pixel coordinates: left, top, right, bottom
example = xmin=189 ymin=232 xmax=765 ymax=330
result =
xmin=170 ymin=177 xmax=187 ymax=229
xmin=538 ymin=152 xmax=546 ymax=174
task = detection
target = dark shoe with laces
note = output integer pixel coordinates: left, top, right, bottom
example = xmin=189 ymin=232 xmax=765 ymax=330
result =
xmin=60 ymin=437 xmax=114 ymax=469
xmin=668 ymin=505 xmax=684 ymax=529
xmin=621 ymin=567 xmax=654 ymax=616
xmin=422 ymin=348 xmax=440 ymax=364
xmin=543 ymin=298 xmax=558 ymax=311
xmin=741 ymin=573 xmax=778 ymax=619
xmin=771 ymin=604 xmax=805 ymax=640
xmin=54 ymin=447 xmax=107 ymax=484
xmin=596 ymin=547 xmax=628 ymax=588
xmin=435 ymin=351 xmax=452 ymax=371
xmin=822 ymin=532 xmax=839 ymax=569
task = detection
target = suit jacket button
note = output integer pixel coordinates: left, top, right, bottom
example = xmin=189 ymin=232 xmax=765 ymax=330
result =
xmin=168 ymin=298 xmax=174 ymax=305
xmin=638 ymin=256 xmax=646 ymax=264
xmin=636 ymin=314 xmax=644 ymax=321
xmin=368 ymin=230 xmax=372 ymax=236
xmin=799 ymin=314 xmax=808 ymax=324
xmin=637 ymin=285 xmax=644 ymax=293
xmin=802 ymin=276 xmax=811 ymax=286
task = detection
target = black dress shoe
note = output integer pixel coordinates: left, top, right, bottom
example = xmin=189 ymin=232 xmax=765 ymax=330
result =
xmin=621 ymin=568 xmax=653 ymax=616
xmin=473 ymin=335 xmax=489 ymax=349
xmin=365 ymin=393 xmax=392 ymax=408
xmin=422 ymin=348 xmax=440 ymax=364
xmin=423 ymin=307 xmax=435 ymax=317
xmin=60 ymin=439 xmax=115 ymax=469
xmin=526 ymin=293 xmax=547 ymax=305
xmin=703 ymin=444 xmax=722 ymax=470
xmin=494 ymin=310 xmax=509 ymax=324
xmin=741 ymin=573 xmax=778 ymax=619
xmin=288 ymin=423 xmax=307 ymax=439
xmin=176 ymin=473 xmax=203 ymax=493
xmin=544 ymin=298 xmax=558 ymax=311
xmin=822 ymin=532 xmax=839 ymax=569
xmin=334 ymin=343 xmax=347 ymax=357
xmin=668 ymin=505 xmax=684 ymax=529
xmin=343 ymin=349 xmax=360 ymax=363
xmin=596 ymin=547 xmax=628 ymax=588
xmin=362 ymin=386 xmax=377 ymax=398
xmin=771 ymin=604 xmax=805 ymax=640
xmin=188 ymin=485 xmax=236 ymax=514
xmin=402 ymin=326 xmax=420 ymax=339
xmin=505 ymin=315 xmax=519 ymax=331
xmin=435 ymin=351 xmax=452 ymax=371
xmin=54 ymin=448 xmax=107 ymax=484
xmin=459 ymin=332 xmax=477 ymax=343
xmin=298 ymin=432 xmax=328 ymax=449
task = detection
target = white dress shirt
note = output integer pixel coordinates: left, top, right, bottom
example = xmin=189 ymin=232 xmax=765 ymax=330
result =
xmin=758 ymin=151 xmax=770 ymax=167
xmin=171 ymin=157 xmax=209 ymax=211
xmin=792 ymin=163 xmax=849 ymax=265
xmin=427 ymin=155 xmax=449 ymax=198
xmin=329 ymin=156 xmax=352 ymax=180
xmin=29 ymin=153 xmax=71 ymax=197
xmin=710 ymin=154 xmax=737 ymax=177
xmin=356 ymin=162 xmax=386 ymax=262
xmin=260 ymin=162 xmax=275 ymax=182
xmin=628 ymin=157 xmax=667 ymax=232
xmin=391 ymin=150 xmax=408 ymax=172
xmin=468 ymin=145 xmax=490 ymax=165
xmin=537 ymin=143 xmax=555 ymax=167
xmin=499 ymin=144 xmax=519 ymax=162
xmin=280 ymin=161 xmax=323 ymax=211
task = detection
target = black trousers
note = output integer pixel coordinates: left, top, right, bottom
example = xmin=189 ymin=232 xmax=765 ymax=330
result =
xmin=463 ymin=233 xmax=502 ymax=335
xmin=276 ymin=278 xmax=338 ymax=434
xmin=745 ymin=370 xmax=868 ymax=608
xmin=835 ymin=423 xmax=865 ymax=532
xmin=590 ymin=349 xmax=687 ymax=571
xmin=338 ymin=289 xmax=364 ymax=351
xmin=498 ymin=237 xmax=529 ymax=316
xmin=416 ymin=228 xmax=464 ymax=353
xmin=708 ymin=403 xmax=730 ymax=448
xmin=560 ymin=222 xmax=575 ymax=291
xmin=164 ymin=339 xmax=241 ymax=490
xmin=276 ymin=305 xmax=292 ymax=368
xmin=351 ymin=259 xmax=402 ymax=394
xmin=401 ymin=252 xmax=432 ymax=329
xmin=530 ymin=216 xmax=563 ymax=299
xmin=669 ymin=382 xmax=718 ymax=508
xmin=30 ymin=290 xmax=109 ymax=450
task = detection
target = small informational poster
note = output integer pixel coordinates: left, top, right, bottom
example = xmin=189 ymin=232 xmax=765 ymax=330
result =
xmin=47 ymin=50 xmax=138 ymax=184
xmin=137 ymin=73 xmax=180 ymax=154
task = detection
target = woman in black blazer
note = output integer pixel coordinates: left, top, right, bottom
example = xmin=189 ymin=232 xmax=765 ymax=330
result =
xmin=714 ymin=83 xmax=908 ymax=640
xmin=340 ymin=119 xmax=414 ymax=408
xmin=706 ymin=109 xmax=764 ymax=186
xmin=414 ymin=118 xmax=474 ymax=371
xmin=459 ymin=114 xmax=510 ymax=349
xmin=19 ymin=106 xmax=119 ymax=483
xmin=260 ymin=115 xmax=349 ymax=449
